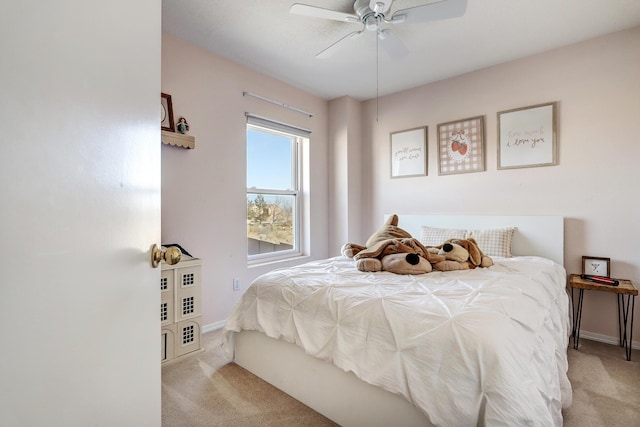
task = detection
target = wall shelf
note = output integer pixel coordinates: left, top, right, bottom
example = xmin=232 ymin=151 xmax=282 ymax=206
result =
xmin=162 ymin=130 xmax=195 ymax=149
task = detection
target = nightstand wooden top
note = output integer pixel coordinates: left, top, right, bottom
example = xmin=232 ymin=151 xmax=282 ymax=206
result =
xmin=569 ymin=273 xmax=637 ymax=295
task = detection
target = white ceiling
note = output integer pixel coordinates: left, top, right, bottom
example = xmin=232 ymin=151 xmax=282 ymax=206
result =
xmin=162 ymin=0 xmax=640 ymax=101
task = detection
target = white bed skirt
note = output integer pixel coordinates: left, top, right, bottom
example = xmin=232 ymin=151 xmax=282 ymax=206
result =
xmin=233 ymin=330 xmax=434 ymax=427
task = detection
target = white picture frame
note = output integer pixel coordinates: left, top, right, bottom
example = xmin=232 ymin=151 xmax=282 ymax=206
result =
xmin=390 ymin=126 xmax=427 ymax=178
xmin=497 ymin=102 xmax=557 ymax=169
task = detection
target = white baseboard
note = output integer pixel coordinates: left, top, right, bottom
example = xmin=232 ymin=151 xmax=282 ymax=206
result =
xmin=202 ymin=320 xmax=226 ymax=334
xmin=578 ymin=330 xmax=639 ymax=350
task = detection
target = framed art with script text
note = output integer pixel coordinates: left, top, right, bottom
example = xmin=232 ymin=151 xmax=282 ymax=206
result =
xmin=498 ymin=102 xmax=557 ymax=169
xmin=437 ymin=116 xmax=485 ymax=175
xmin=390 ymin=126 xmax=427 ymax=178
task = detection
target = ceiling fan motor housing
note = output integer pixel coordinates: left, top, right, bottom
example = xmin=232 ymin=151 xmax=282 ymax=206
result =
xmin=355 ymin=0 xmax=386 ymax=30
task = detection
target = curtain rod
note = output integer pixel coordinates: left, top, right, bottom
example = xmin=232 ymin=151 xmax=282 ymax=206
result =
xmin=243 ymin=91 xmax=313 ymax=118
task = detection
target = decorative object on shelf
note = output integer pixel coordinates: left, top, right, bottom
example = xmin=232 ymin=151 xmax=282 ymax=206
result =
xmin=581 ymin=255 xmax=611 ymax=277
xmin=390 ymin=126 xmax=427 ymax=178
xmin=161 ymin=93 xmax=175 ymax=132
xmin=497 ymin=101 xmax=557 ymax=169
xmin=437 ymin=116 xmax=485 ymax=175
xmin=161 ymin=130 xmax=195 ymax=149
xmin=177 ymin=117 xmax=189 ymax=134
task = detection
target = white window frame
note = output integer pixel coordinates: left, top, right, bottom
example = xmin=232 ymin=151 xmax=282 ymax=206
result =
xmin=246 ymin=116 xmax=307 ymax=263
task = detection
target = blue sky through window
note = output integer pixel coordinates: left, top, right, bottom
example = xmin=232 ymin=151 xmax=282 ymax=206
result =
xmin=247 ymin=128 xmax=292 ymax=190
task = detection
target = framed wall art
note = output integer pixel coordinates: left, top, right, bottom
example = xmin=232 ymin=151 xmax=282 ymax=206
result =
xmin=497 ymin=102 xmax=557 ymax=169
xmin=390 ymin=126 xmax=427 ymax=178
xmin=437 ymin=116 xmax=485 ymax=175
xmin=161 ymin=93 xmax=175 ymax=132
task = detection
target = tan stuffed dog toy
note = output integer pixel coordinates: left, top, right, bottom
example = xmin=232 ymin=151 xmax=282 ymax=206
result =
xmin=341 ymin=215 xmax=445 ymax=274
xmin=429 ymin=238 xmax=494 ymax=271
xmin=341 ymin=214 xmax=411 ymax=258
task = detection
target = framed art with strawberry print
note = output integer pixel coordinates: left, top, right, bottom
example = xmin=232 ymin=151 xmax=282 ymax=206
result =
xmin=497 ymin=102 xmax=557 ymax=169
xmin=437 ymin=116 xmax=485 ymax=175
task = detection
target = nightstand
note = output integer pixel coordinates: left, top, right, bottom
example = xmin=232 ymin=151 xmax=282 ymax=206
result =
xmin=569 ymin=274 xmax=637 ymax=360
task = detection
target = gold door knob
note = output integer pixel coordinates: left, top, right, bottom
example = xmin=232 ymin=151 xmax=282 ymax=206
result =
xmin=151 ymin=244 xmax=181 ymax=268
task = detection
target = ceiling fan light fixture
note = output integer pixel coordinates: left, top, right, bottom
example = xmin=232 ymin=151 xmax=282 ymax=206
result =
xmin=365 ymin=14 xmax=380 ymax=31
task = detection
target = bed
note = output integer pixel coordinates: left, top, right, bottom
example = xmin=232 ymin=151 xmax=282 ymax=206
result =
xmin=223 ymin=215 xmax=572 ymax=426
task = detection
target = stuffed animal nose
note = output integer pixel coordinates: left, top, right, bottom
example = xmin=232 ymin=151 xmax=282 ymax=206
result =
xmin=443 ymin=243 xmax=453 ymax=252
xmin=406 ymin=253 xmax=420 ymax=265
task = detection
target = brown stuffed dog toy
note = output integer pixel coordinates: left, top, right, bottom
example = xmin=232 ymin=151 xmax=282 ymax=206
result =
xmin=429 ymin=238 xmax=494 ymax=271
xmin=341 ymin=215 xmax=445 ymax=274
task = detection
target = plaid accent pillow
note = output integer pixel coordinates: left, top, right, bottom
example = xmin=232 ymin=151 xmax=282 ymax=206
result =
xmin=467 ymin=227 xmax=516 ymax=257
xmin=420 ymin=226 xmax=467 ymax=246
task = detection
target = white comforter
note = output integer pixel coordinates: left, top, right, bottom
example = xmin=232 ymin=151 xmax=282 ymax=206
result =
xmin=223 ymin=256 xmax=572 ymax=426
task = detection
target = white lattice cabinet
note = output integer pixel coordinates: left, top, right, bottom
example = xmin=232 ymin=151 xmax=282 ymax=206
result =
xmin=161 ymin=254 xmax=202 ymax=363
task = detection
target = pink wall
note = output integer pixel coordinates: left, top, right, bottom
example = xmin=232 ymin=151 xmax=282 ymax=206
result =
xmin=359 ymin=27 xmax=640 ymax=344
xmin=161 ymin=34 xmax=329 ymax=328
xmin=328 ymin=96 xmax=364 ymax=252
xmin=163 ymin=26 xmax=639 ymax=346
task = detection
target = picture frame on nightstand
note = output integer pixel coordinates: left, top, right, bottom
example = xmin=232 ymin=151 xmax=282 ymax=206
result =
xmin=581 ymin=256 xmax=611 ymax=277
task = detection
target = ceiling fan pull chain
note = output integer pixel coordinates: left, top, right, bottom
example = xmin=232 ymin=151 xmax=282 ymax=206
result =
xmin=376 ymin=31 xmax=379 ymax=122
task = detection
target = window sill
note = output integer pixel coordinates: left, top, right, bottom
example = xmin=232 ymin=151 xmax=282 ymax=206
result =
xmin=248 ymin=253 xmax=310 ymax=269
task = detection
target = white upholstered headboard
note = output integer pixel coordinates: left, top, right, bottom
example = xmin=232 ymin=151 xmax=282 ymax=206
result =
xmin=388 ymin=214 xmax=564 ymax=266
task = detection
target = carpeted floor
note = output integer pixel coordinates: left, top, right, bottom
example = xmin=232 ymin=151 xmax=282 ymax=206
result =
xmin=162 ymin=329 xmax=639 ymax=426
xmin=162 ymin=329 xmax=337 ymax=427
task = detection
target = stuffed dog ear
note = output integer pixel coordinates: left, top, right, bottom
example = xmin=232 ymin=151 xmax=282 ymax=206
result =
xmin=459 ymin=239 xmax=482 ymax=266
xmin=467 ymin=237 xmax=494 ymax=267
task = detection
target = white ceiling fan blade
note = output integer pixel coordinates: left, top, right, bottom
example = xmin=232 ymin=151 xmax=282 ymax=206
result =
xmin=290 ymin=3 xmax=359 ymax=23
xmin=369 ymin=0 xmax=393 ymax=14
xmin=316 ymin=29 xmax=364 ymax=59
xmin=378 ymin=29 xmax=409 ymax=59
xmin=390 ymin=0 xmax=467 ymax=25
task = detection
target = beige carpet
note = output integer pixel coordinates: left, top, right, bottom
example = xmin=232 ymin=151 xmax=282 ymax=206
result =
xmin=162 ymin=330 xmax=639 ymax=426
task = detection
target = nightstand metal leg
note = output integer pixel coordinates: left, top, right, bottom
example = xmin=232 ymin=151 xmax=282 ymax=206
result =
xmin=571 ymin=288 xmax=575 ymax=337
xmin=629 ymin=296 xmax=635 ymax=361
xmin=573 ymin=288 xmax=584 ymax=350
xmin=618 ymin=294 xmax=635 ymax=361
xmin=617 ymin=295 xmax=623 ymax=347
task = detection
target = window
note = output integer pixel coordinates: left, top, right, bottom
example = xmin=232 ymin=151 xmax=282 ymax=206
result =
xmin=246 ymin=115 xmax=308 ymax=261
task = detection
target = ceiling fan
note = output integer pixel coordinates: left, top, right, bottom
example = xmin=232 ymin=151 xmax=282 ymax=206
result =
xmin=290 ymin=0 xmax=467 ymax=59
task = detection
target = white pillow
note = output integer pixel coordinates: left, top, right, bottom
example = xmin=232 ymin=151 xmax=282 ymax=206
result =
xmin=467 ymin=227 xmax=516 ymax=257
xmin=420 ymin=226 xmax=467 ymax=246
